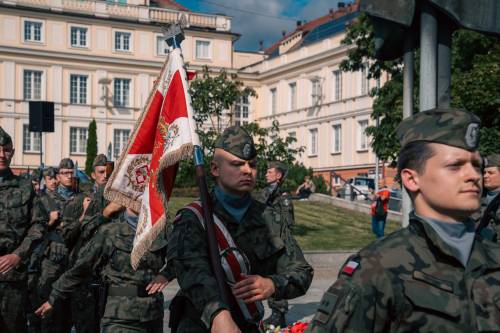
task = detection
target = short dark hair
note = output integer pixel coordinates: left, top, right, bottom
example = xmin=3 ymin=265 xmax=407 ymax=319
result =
xmin=397 ymin=141 xmax=436 ymax=175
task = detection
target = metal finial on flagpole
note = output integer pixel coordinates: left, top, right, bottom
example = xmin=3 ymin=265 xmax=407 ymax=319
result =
xmin=161 ymin=15 xmax=187 ymax=49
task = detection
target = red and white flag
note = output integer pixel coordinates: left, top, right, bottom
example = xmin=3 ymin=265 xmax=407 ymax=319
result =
xmin=105 ymin=48 xmax=199 ymax=268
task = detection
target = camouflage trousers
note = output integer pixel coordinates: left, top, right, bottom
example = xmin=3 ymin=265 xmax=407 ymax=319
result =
xmin=268 ymin=297 xmax=289 ymax=314
xmin=70 ymin=285 xmax=99 ymax=333
xmin=101 ymin=317 xmax=163 ymax=333
xmin=0 ymin=281 xmax=28 ymax=333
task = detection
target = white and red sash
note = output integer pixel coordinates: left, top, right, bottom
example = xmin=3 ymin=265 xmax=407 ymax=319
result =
xmin=177 ymin=200 xmax=264 ymax=323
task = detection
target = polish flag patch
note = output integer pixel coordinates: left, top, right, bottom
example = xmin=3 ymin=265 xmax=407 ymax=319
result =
xmin=342 ymin=261 xmax=359 ymax=276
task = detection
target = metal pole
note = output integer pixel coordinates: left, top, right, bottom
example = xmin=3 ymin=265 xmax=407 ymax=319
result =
xmin=437 ymin=18 xmax=452 ymax=108
xmin=401 ymin=36 xmax=415 ymax=227
xmin=375 ymin=116 xmax=380 ymax=194
xmin=419 ymin=2 xmax=438 ymax=111
xmin=39 ymin=131 xmax=43 ymax=168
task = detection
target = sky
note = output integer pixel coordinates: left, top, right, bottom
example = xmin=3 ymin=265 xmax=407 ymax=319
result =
xmin=176 ymin=0 xmax=347 ymax=52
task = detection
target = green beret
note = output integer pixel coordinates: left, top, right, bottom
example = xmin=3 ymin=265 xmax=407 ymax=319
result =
xmin=486 ymin=154 xmax=500 ymax=167
xmin=58 ymin=158 xmax=75 ymax=170
xmin=268 ymin=161 xmax=287 ymax=175
xmin=0 ymin=126 xmax=13 ymax=146
xmin=396 ymin=108 xmax=480 ymax=151
xmin=31 ymin=169 xmax=41 ymax=181
xmin=92 ymin=154 xmax=107 ymax=168
xmin=215 ymin=126 xmax=257 ymax=160
xmin=43 ymin=167 xmax=58 ymax=178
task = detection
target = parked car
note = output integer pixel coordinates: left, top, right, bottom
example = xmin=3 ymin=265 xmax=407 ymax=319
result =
xmin=343 ymin=177 xmax=375 ymax=201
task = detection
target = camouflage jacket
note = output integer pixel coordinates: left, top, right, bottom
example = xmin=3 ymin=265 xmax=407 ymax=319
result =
xmin=167 ymin=194 xmax=313 ymax=329
xmin=49 ymin=214 xmax=169 ymax=322
xmin=306 ymin=213 xmax=500 ymax=333
xmin=0 ymin=168 xmax=47 ymax=281
xmin=257 ymin=185 xmax=295 ymax=227
xmin=473 ymin=193 xmax=500 ymax=242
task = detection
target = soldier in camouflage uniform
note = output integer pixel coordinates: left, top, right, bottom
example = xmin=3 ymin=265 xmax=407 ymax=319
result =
xmin=474 ymin=154 xmax=500 ymax=241
xmin=258 ymin=161 xmax=294 ymax=328
xmin=306 ymin=108 xmax=500 ymax=333
xmin=69 ymin=154 xmax=111 ymax=333
xmin=36 ymin=158 xmax=87 ymax=333
xmin=0 ymin=127 xmax=47 ymax=333
xmin=167 ymin=126 xmax=313 ymax=332
xmin=36 ymin=203 xmax=171 ymax=333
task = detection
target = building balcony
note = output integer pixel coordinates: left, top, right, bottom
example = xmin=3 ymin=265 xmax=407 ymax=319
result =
xmin=1 ymin=0 xmax=231 ymax=31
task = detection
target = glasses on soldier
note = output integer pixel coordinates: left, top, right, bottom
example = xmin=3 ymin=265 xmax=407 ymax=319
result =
xmin=0 ymin=147 xmax=13 ymax=155
xmin=59 ymin=171 xmax=73 ymax=177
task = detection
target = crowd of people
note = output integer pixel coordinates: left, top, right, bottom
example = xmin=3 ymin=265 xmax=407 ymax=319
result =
xmin=0 ymin=106 xmax=499 ymax=333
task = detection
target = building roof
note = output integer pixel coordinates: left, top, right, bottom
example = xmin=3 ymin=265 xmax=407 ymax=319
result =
xmin=263 ymin=1 xmax=359 ymax=57
xmin=150 ymin=0 xmax=190 ymax=11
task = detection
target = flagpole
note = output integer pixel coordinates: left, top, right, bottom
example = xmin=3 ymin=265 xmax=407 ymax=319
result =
xmin=164 ymin=23 xmax=237 ymax=321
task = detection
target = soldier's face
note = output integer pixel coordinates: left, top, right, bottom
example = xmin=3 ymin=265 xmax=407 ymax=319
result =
xmin=484 ymin=167 xmax=500 ymax=191
xmin=265 ymin=168 xmax=282 ymax=184
xmin=44 ymin=176 xmax=58 ymax=191
xmin=401 ymin=143 xmax=482 ymax=221
xmin=92 ymin=166 xmax=108 ymax=186
xmin=0 ymin=144 xmax=14 ymax=170
xmin=57 ymin=168 xmax=74 ymax=188
xmin=211 ymin=149 xmax=257 ymax=196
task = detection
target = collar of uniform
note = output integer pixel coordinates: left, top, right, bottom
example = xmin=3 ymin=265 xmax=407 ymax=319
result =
xmin=0 ymin=168 xmax=15 ymax=186
xmin=211 ymin=192 xmax=267 ymax=233
xmin=409 ymin=212 xmax=474 ymax=266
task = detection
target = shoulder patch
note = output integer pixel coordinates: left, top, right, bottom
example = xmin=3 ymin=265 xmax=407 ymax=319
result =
xmin=341 ymin=260 xmax=359 ymax=276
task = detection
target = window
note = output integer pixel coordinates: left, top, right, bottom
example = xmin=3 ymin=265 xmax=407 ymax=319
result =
xmin=23 ymin=70 xmax=43 ymax=100
xmin=289 ymin=82 xmax=296 ymax=110
xmin=360 ymin=64 xmax=369 ymax=96
xmin=195 ymin=40 xmax=211 ymax=59
xmin=270 ymin=88 xmax=277 ymax=115
xmin=113 ymin=129 xmax=130 ymax=158
xmin=70 ymin=26 xmax=88 ymax=47
xmin=288 ymin=131 xmax=297 ymax=148
xmin=311 ymin=79 xmax=321 ymax=105
xmin=70 ymin=74 xmax=88 ymax=104
xmin=333 ymin=70 xmax=342 ymax=101
xmin=113 ymin=78 xmax=130 ymax=107
xmin=107 ymin=0 xmax=127 ymax=4
xmin=234 ymin=96 xmax=250 ymax=125
xmin=23 ymin=124 xmax=41 ymax=152
xmin=358 ymin=120 xmax=369 ymax=150
xmin=156 ymin=36 xmax=168 ymax=55
xmin=309 ymin=128 xmax=318 ymax=156
xmin=114 ymin=31 xmax=131 ymax=52
xmin=332 ymin=124 xmax=342 ymax=153
xmin=24 ymin=20 xmax=43 ymax=42
xmin=70 ymin=127 xmax=87 ymax=154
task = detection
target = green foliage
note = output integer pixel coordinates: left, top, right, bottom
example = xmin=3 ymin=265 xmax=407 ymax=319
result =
xmin=85 ymin=119 xmax=97 ymax=176
xmin=342 ymin=15 xmax=500 ymax=163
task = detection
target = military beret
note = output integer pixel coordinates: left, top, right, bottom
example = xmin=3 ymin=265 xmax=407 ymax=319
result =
xmin=0 ymin=126 xmax=13 ymax=146
xmin=43 ymin=167 xmax=58 ymax=178
xmin=31 ymin=169 xmax=41 ymax=181
xmin=268 ymin=161 xmax=287 ymax=175
xmin=58 ymin=158 xmax=75 ymax=170
xmin=486 ymin=154 xmax=500 ymax=167
xmin=396 ymin=108 xmax=481 ymax=151
xmin=215 ymin=126 xmax=257 ymax=160
xmin=92 ymin=154 xmax=107 ymax=168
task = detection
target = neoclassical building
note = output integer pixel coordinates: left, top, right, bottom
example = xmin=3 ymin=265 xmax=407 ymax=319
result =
xmin=0 ymin=0 xmax=388 ymax=186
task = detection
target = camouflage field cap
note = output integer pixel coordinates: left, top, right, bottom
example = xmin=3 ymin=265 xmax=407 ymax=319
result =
xmin=486 ymin=154 xmax=500 ymax=167
xmin=0 ymin=126 xmax=13 ymax=146
xmin=31 ymin=169 xmax=41 ymax=181
xmin=214 ymin=126 xmax=257 ymax=160
xmin=92 ymin=154 xmax=107 ymax=168
xmin=58 ymin=158 xmax=75 ymax=170
xmin=269 ymin=161 xmax=287 ymax=175
xmin=43 ymin=167 xmax=58 ymax=178
xmin=396 ymin=108 xmax=481 ymax=151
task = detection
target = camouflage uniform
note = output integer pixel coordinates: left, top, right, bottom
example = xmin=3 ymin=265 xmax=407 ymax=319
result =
xmin=257 ymin=162 xmax=295 ymax=326
xmin=474 ymin=154 xmax=500 ymax=242
xmin=167 ymin=126 xmax=313 ymax=332
xmin=36 ymin=159 xmax=86 ymax=333
xmin=306 ymin=109 xmax=500 ymax=332
xmin=69 ymin=154 xmax=110 ymax=333
xmin=48 ymin=213 xmax=170 ymax=333
xmin=0 ymin=127 xmax=48 ymax=333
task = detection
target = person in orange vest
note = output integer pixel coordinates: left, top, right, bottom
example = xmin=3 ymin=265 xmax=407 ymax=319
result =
xmin=370 ymin=181 xmax=391 ymax=238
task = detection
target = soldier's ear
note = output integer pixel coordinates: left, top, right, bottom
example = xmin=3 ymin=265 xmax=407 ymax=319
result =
xmin=401 ymin=168 xmax=420 ymax=194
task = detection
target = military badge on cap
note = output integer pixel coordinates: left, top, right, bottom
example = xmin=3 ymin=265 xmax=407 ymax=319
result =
xmin=215 ymin=126 xmax=257 ymax=160
xmin=396 ymin=108 xmax=481 ymax=151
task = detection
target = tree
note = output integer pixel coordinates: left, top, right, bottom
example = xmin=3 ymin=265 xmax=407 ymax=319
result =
xmin=341 ymin=14 xmax=500 ymax=164
xmin=85 ymin=119 xmax=97 ymax=175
